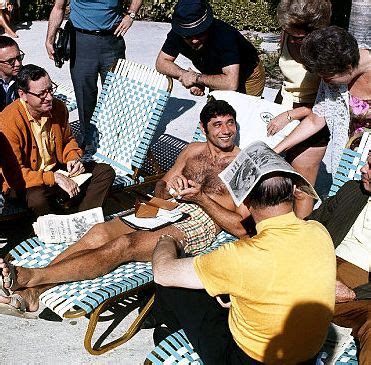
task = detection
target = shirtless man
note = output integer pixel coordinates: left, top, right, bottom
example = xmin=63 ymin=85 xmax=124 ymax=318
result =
xmin=0 ymin=99 xmax=250 ymax=313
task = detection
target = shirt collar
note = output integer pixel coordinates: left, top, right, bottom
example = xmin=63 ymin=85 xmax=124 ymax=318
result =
xmin=256 ymin=211 xmax=300 ymax=234
xmin=20 ymin=98 xmax=51 ymax=124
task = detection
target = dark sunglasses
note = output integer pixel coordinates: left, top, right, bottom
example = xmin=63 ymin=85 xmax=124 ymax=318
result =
xmin=0 ymin=50 xmax=25 ymax=67
xmin=26 ymin=81 xmax=58 ymax=100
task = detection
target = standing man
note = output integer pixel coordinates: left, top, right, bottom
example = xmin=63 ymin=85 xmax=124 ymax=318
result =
xmin=45 ymin=0 xmax=142 ymax=146
xmin=0 ymin=36 xmax=23 ymax=111
xmin=156 ymin=0 xmax=265 ymax=97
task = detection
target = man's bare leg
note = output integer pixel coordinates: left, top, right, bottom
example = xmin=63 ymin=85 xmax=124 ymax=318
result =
xmin=41 ymin=218 xmax=136 ymax=266
xmin=1 ymin=225 xmax=184 ymax=294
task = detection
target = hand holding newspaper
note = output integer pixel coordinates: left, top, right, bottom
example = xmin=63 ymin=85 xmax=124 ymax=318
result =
xmin=219 ymin=141 xmax=319 ymax=207
xmin=55 ymin=169 xmax=92 ymax=186
xmin=33 ymin=207 xmax=104 ymax=244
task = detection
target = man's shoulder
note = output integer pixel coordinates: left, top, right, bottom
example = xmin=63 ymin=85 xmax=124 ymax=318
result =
xmin=0 ymin=99 xmax=24 ymax=128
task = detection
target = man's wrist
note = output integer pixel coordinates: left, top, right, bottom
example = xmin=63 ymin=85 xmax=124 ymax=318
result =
xmin=195 ymin=72 xmax=203 ymax=85
xmin=126 ymin=10 xmax=136 ymax=19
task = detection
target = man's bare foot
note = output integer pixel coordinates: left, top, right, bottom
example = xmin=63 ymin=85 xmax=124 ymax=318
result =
xmin=0 ymin=258 xmax=29 ymax=292
xmin=0 ymin=287 xmax=40 ymax=312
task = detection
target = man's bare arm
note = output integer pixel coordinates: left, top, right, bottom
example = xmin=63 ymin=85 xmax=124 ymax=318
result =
xmin=180 ymin=179 xmax=250 ymax=238
xmin=152 ymin=235 xmax=204 ymax=288
xmin=45 ymin=0 xmax=67 ymax=60
xmin=114 ymin=0 xmax=142 ymax=37
xmin=179 ymin=64 xmax=240 ymax=91
xmin=156 ymin=51 xmax=188 ymax=80
xmin=154 ymin=144 xmax=194 ymax=199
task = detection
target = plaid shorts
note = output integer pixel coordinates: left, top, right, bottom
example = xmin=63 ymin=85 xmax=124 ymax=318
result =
xmin=173 ymin=203 xmax=218 ymax=256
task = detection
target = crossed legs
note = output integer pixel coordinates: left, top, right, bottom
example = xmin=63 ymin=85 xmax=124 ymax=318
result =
xmin=0 ymin=218 xmax=185 ymax=311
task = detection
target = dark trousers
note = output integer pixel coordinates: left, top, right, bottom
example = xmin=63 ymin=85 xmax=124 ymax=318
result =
xmin=154 ymin=284 xmax=262 ymax=365
xmin=25 ymin=162 xmax=115 ymax=216
xmin=333 ymin=257 xmax=370 ymax=365
xmin=70 ymin=30 xmax=126 ymax=145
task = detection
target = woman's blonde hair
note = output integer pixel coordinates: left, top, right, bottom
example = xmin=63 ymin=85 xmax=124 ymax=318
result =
xmin=277 ymin=0 xmax=332 ymax=32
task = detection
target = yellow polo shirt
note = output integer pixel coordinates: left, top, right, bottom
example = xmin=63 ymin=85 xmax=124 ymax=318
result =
xmin=20 ymin=99 xmax=56 ymax=171
xmin=194 ymin=212 xmax=336 ymax=364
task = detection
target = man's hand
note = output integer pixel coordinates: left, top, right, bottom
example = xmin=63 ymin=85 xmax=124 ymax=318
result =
xmin=114 ymin=15 xmax=134 ymax=37
xmin=267 ymin=113 xmax=289 ymax=136
xmin=66 ymin=159 xmax=85 ymax=177
xmin=336 ymin=280 xmax=356 ymax=303
xmin=167 ymin=175 xmax=189 ymax=198
xmin=45 ymin=39 xmax=55 ymax=60
xmin=178 ymin=69 xmax=197 ymax=89
xmin=177 ymin=179 xmax=203 ymax=203
xmin=54 ymin=172 xmax=80 ymax=198
xmin=190 ymin=85 xmax=205 ymax=96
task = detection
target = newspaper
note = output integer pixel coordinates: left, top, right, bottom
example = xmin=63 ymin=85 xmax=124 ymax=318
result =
xmin=33 ymin=207 xmax=104 ymax=244
xmin=122 ymin=207 xmax=184 ymax=230
xmin=219 ymin=141 xmax=319 ymax=206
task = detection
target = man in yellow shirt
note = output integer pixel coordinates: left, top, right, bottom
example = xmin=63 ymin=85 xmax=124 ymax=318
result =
xmin=152 ymin=144 xmax=336 ymax=364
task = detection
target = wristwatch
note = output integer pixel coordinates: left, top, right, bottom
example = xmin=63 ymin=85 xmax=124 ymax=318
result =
xmin=127 ymin=11 xmax=136 ymax=19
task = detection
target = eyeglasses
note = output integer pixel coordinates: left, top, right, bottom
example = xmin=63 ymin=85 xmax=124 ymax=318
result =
xmin=0 ymin=50 xmax=25 ymax=67
xmin=26 ymin=81 xmax=58 ymax=99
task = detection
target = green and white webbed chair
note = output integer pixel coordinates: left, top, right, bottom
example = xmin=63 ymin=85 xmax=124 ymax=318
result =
xmin=329 ymin=130 xmax=370 ymax=196
xmin=83 ymin=59 xmax=172 ymax=189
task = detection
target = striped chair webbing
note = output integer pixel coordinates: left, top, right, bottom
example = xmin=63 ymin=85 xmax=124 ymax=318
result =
xmin=192 ymin=125 xmax=206 ymax=143
xmin=85 ymin=59 xmax=171 ymax=187
xmin=0 ymin=193 xmax=28 ymax=218
xmin=141 ymin=134 xmax=189 ymax=175
xmin=147 ymin=331 xmax=359 ymax=365
xmin=54 ymin=83 xmax=77 ymax=112
xmin=145 ymin=329 xmax=203 ymax=365
xmin=335 ymin=341 xmax=358 ymax=364
xmin=329 ymin=132 xmax=370 ymax=196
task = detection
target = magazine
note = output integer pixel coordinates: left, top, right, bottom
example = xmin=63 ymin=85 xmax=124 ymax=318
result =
xmin=219 ymin=141 xmax=319 ymax=206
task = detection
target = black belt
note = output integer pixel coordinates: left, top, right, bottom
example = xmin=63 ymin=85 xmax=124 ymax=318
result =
xmin=74 ymin=27 xmax=116 ymax=36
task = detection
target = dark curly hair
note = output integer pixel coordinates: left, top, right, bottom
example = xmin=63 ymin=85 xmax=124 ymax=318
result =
xmin=300 ymin=26 xmax=360 ymax=77
xmin=200 ymin=98 xmax=236 ymax=133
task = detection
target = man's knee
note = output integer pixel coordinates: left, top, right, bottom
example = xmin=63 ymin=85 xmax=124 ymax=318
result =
xmin=87 ymin=162 xmax=115 ymax=183
xmin=26 ymin=186 xmax=54 ymax=216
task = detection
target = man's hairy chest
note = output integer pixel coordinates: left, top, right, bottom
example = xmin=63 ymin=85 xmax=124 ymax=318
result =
xmin=182 ymin=153 xmax=234 ymax=195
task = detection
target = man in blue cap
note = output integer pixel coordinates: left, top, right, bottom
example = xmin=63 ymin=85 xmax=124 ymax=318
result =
xmin=156 ymin=0 xmax=265 ymax=97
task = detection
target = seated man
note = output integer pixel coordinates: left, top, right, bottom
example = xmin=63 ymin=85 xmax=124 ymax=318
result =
xmin=0 ymin=64 xmax=115 ymax=216
xmin=0 ymin=36 xmax=23 ymax=111
xmin=0 ymin=99 xmax=250 ymax=312
xmin=306 ymin=155 xmax=371 ymax=365
xmin=152 ymin=143 xmax=336 ymax=364
xmin=156 ymin=0 xmax=265 ymax=97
